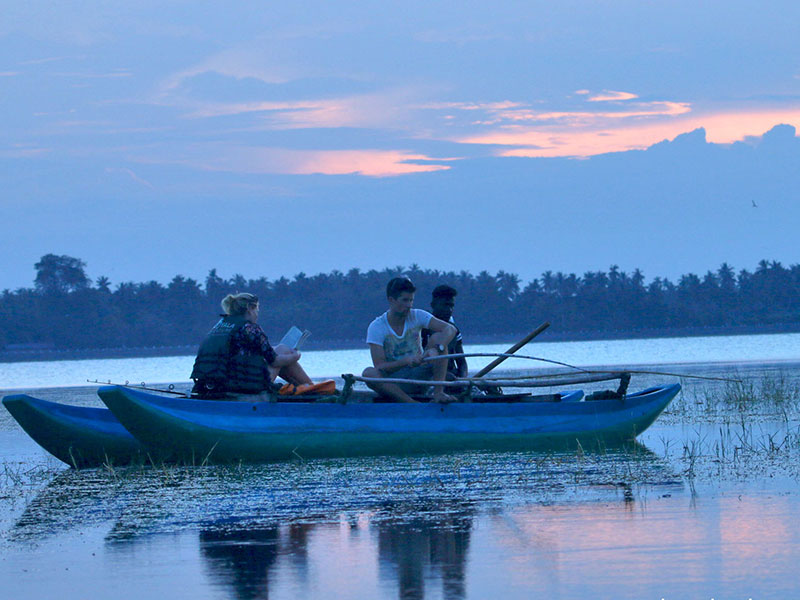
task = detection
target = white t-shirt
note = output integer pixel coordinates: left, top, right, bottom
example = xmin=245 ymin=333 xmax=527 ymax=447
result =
xmin=366 ymin=309 xmax=434 ymax=362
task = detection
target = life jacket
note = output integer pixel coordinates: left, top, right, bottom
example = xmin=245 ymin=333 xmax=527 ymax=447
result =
xmin=190 ymin=315 xmax=269 ymax=395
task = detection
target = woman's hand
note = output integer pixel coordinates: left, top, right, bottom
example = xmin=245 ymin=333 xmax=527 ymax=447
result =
xmin=272 ymin=346 xmax=301 ymax=368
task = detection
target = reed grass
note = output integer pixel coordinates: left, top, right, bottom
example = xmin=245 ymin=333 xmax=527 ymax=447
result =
xmin=0 ymin=460 xmax=64 ymax=508
xmin=667 ymin=370 xmax=800 ymax=421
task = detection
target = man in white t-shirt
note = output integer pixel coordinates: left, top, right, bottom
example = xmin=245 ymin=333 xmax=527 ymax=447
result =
xmin=362 ymin=277 xmax=457 ymax=403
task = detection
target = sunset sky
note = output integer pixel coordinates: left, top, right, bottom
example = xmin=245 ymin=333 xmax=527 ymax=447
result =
xmin=2 ymin=1 xmax=799 ymax=288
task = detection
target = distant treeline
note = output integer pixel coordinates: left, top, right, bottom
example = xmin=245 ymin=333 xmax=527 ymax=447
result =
xmin=1 ymin=254 xmax=799 ymax=352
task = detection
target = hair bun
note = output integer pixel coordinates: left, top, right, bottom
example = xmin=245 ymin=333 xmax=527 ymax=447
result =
xmin=220 ymin=292 xmax=258 ymax=316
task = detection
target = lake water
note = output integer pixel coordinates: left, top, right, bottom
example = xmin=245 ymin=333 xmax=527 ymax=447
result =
xmin=2 ymin=333 xmax=800 ymax=599
xmin=2 ymin=331 xmax=800 ymax=390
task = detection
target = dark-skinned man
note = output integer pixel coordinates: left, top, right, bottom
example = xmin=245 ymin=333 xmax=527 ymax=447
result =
xmin=421 ymin=284 xmax=468 ymax=380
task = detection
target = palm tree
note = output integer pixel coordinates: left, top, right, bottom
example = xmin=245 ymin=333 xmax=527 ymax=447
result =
xmin=95 ymin=276 xmax=111 ymax=293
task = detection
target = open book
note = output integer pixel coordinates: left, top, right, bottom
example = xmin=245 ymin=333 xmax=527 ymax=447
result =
xmin=279 ymin=326 xmax=311 ymax=350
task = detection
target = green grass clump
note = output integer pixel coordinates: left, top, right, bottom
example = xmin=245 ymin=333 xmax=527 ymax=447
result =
xmin=678 ymin=371 xmax=800 ymax=420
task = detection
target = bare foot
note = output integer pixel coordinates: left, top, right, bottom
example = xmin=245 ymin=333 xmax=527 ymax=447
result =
xmin=431 ymin=391 xmax=457 ymax=404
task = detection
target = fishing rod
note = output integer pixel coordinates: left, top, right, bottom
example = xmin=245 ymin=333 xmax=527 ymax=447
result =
xmin=422 ymin=352 xmax=593 ymax=372
xmin=422 ymin=353 xmax=742 ymax=383
xmin=86 ymin=379 xmax=190 ymax=396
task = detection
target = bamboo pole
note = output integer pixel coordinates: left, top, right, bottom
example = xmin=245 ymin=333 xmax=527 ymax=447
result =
xmin=345 ymin=372 xmax=622 ymax=388
xmin=476 ymin=369 xmax=740 ymax=383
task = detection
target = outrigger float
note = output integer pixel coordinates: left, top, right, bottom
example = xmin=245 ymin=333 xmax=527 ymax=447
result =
xmin=3 ymin=365 xmax=681 ymax=468
xmin=3 ymin=394 xmax=144 ymax=469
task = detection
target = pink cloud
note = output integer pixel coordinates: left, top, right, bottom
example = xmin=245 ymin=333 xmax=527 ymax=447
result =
xmin=0 ymin=146 xmax=51 ymax=158
xmin=481 ymin=101 xmax=690 ymax=125
xmin=150 ymin=61 xmax=800 ymax=170
xmin=418 ymin=100 xmax=523 ymax=111
xmin=186 ymin=100 xmax=327 ymax=119
xmin=426 ymin=90 xmax=800 ymax=158
xmin=420 ymin=96 xmax=690 ymax=132
xmin=181 ymin=90 xmax=420 ymax=130
xmin=146 ymin=146 xmax=451 ymax=177
xmin=286 ymin=150 xmax=451 ymax=176
xmin=104 ymin=167 xmax=154 ymax=188
xmin=53 ymin=70 xmax=132 ymax=79
xmin=459 ymin=108 xmax=800 ymax=157
xmin=587 ymin=90 xmax=638 ymax=102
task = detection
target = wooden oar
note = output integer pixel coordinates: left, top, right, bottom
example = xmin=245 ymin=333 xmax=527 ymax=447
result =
xmin=472 ymin=322 xmax=550 ymax=378
xmin=469 ymin=322 xmax=551 ymax=378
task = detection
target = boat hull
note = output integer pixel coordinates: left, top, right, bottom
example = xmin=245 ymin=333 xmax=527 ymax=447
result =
xmin=2 ymin=394 xmax=144 ymax=468
xmin=98 ymin=384 xmax=679 ymax=463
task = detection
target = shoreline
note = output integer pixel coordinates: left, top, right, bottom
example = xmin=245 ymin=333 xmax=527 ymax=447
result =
xmin=1 ymin=323 xmax=799 ymax=364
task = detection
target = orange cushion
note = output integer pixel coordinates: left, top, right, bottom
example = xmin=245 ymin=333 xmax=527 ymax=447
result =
xmin=278 ymin=380 xmax=337 ymax=396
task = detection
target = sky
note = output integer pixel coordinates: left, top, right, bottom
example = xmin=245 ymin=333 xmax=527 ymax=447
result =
xmin=2 ymin=1 xmax=799 ymax=289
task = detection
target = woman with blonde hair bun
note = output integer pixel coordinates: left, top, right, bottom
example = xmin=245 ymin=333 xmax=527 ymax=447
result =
xmin=191 ymin=292 xmax=312 ymax=396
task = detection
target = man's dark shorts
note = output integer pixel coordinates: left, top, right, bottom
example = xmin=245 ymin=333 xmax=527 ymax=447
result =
xmin=386 ymin=363 xmax=434 ymax=395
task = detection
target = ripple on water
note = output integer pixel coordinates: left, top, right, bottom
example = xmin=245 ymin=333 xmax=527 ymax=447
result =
xmin=4 ymin=446 xmax=683 ymax=544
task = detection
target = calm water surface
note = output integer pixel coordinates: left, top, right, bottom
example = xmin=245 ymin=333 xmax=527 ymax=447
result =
xmin=2 ymin=335 xmax=800 ymax=599
xmin=2 ymin=331 xmax=800 ymax=389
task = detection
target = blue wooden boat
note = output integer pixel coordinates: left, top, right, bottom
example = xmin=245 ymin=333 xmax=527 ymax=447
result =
xmin=2 ymin=388 xmax=584 ymax=468
xmin=97 ymin=384 xmax=678 ymax=463
xmin=2 ymin=394 xmax=144 ymax=468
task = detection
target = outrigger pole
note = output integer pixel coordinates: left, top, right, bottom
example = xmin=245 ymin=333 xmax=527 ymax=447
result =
xmin=342 ymin=371 xmax=625 ymax=389
xmin=339 ymin=370 xmax=631 ymax=404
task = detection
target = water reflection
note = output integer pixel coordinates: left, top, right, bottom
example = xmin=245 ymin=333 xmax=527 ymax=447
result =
xmin=5 ymin=485 xmax=800 ymax=600
xmin=9 ymin=468 xmax=121 ymax=541
xmin=376 ymin=508 xmax=472 ymax=600
xmin=9 ymin=442 xmax=677 ymax=541
xmin=194 ymin=507 xmax=474 ymax=600
xmin=200 ymin=527 xmax=282 ymax=600
xmin=4 ymin=444 xmax=693 ymax=598
xmin=9 ymin=445 xmax=800 ymax=599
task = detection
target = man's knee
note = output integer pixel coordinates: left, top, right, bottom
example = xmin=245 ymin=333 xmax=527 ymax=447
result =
xmin=362 ymin=367 xmax=379 ymax=378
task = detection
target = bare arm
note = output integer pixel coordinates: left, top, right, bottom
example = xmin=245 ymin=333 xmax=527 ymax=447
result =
xmin=424 ymin=317 xmax=456 ymax=349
